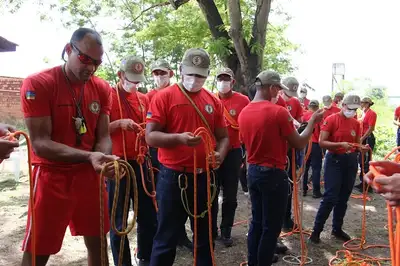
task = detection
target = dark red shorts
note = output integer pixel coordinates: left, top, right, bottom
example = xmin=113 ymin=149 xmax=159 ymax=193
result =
xmin=21 ymin=164 xmax=110 ymax=255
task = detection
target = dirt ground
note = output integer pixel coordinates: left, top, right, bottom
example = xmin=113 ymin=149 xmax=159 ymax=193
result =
xmin=0 ymin=172 xmax=392 ymax=266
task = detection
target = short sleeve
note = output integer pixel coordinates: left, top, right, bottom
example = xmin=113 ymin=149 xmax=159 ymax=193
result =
xmin=147 ymin=91 xmax=167 ymax=127
xmin=396 ymin=107 xmax=400 ymax=117
xmin=277 ymin=108 xmax=295 ymax=137
xmin=214 ymin=100 xmax=227 ymax=129
xmin=321 ymin=116 xmax=334 ymax=133
xmin=368 ymin=112 xmax=377 ymax=127
xmin=109 ymin=91 xmax=119 ymax=122
xmin=356 ymin=121 xmax=361 ymax=138
xmin=99 ymin=82 xmax=112 ymax=116
xmin=20 ymin=76 xmax=51 ymax=118
xmin=295 ymin=101 xmax=304 ymax=121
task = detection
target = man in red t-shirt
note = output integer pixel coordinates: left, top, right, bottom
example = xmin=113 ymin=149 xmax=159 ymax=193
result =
xmin=354 ymin=97 xmax=377 ymax=192
xmin=302 ymin=100 xmax=323 ymax=198
xmin=238 ymin=70 xmax=323 ymax=266
xmin=20 ymin=28 xmax=118 ymax=266
xmin=147 ymin=59 xmax=174 ymax=103
xmin=108 ymin=56 xmax=156 ymax=266
xmin=332 ymin=92 xmax=344 ymax=108
xmin=299 ymin=87 xmax=310 ymax=111
xmin=322 ymin=95 xmax=341 ymax=119
xmin=0 ymin=123 xmax=19 ymax=160
xmin=146 ymin=48 xmax=229 ymax=266
xmin=213 ymin=67 xmax=249 ymax=247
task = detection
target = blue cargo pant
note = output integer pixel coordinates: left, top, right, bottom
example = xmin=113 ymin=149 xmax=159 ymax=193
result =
xmin=313 ymin=152 xmax=358 ymax=233
xmin=247 ymin=165 xmax=289 ymax=266
xmin=212 ymin=148 xmax=242 ymax=236
xmin=303 ymin=142 xmax=323 ymax=193
xmin=149 ymin=165 xmax=215 ymax=266
xmin=358 ymin=133 xmax=375 ymax=183
xmin=107 ymin=160 xmax=157 ymax=265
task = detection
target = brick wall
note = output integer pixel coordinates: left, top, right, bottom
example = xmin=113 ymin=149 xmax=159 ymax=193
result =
xmin=0 ymin=76 xmax=23 ymax=120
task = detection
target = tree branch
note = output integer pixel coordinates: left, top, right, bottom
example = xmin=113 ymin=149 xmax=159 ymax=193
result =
xmin=196 ymin=0 xmax=230 ymax=40
xmin=123 ymin=1 xmax=171 ymax=30
xmin=250 ymin=0 xmax=272 ymax=48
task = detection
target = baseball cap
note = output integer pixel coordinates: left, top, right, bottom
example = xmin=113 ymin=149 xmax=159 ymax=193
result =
xmin=361 ymin=97 xmax=374 ymax=106
xmin=309 ymin=100 xmax=319 ymax=107
xmin=300 ymin=87 xmax=308 ymax=93
xmin=181 ymin=48 xmax=210 ymax=77
xmin=255 ymin=70 xmax=289 ymax=91
xmin=216 ymin=67 xmax=234 ymax=79
xmin=151 ymin=59 xmax=171 ymax=72
xmin=334 ymin=92 xmax=344 ymax=99
xmin=322 ymin=95 xmax=332 ymax=106
xmin=342 ymin=94 xmax=361 ymax=109
xmin=120 ymin=56 xmax=146 ymax=82
xmin=282 ymin=77 xmax=299 ymax=97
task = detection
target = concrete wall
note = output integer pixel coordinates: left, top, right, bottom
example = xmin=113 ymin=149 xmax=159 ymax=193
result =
xmin=0 ymin=76 xmax=23 ymax=120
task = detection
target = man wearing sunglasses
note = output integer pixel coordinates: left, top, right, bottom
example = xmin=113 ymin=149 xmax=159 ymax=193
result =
xmin=20 ymin=28 xmax=118 ymax=266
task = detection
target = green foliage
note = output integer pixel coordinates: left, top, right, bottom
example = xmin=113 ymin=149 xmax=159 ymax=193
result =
xmin=365 ymin=86 xmax=387 ymax=100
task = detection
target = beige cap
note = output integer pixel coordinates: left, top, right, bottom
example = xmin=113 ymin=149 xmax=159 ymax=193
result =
xmin=151 ymin=59 xmax=171 ymax=73
xmin=216 ymin=67 xmax=234 ymax=78
xmin=282 ymin=77 xmax=299 ymax=97
xmin=120 ymin=56 xmax=146 ymax=82
xmin=342 ymin=94 xmax=361 ymax=109
xmin=255 ymin=70 xmax=289 ymax=91
xmin=322 ymin=95 xmax=333 ymax=106
xmin=181 ymin=48 xmax=210 ymax=77
xmin=309 ymin=99 xmax=319 ymax=107
xmin=361 ymin=97 xmax=374 ymax=106
xmin=334 ymin=92 xmax=345 ymax=99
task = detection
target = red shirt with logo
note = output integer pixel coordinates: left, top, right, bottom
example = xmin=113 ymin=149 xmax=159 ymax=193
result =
xmin=285 ymin=97 xmax=303 ymax=121
xmin=361 ymin=109 xmax=377 ymax=136
xmin=303 ymin=110 xmax=320 ymax=143
xmin=395 ymin=106 xmax=400 ymax=127
xmin=238 ymin=101 xmax=295 ymax=170
xmin=20 ymin=66 xmax=112 ymax=167
xmin=110 ymin=88 xmax=149 ymax=159
xmin=217 ymin=92 xmax=250 ymax=149
xmin=321 ymin=113 xmax=360 ymax=154
xmin=147 ymin=84 xmax=226 ymax=172
xmin=323 ymin=105 xmax=341 ymax=120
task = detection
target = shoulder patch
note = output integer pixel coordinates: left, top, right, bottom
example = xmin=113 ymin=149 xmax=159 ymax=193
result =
xmin=25 ymin=91 xmax=36 ymax=100
xmin=146 ymin=111 xmax=152 ymax=119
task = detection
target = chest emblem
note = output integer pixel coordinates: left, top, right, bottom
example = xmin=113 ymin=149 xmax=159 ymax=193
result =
xmin=89 ymin=101 xmax=101 ymax=114
xmin=351 ymin=130 xmax=356 ymax=137
xmin=205 ymin=104 xmax=214 ymax=114
xmin=229 ymin=109 xmax=236 ymax=116
xmin=287 ymin=105 xmax=292 ymax=111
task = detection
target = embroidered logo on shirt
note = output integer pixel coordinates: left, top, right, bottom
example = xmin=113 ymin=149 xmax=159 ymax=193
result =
xmin=89 ymin=101 xmax=100 ymax=114
xmin=205 ymin=104 xmax=213 ymax=114
xmin=323 ymin=121 xmax=328 ymax=126
xmin=351 ymin=130 xmax=356 ymax=137
xmin=229 ymin=109 xmax=236 ymax=116
xmin=146 ymin=111 xmax=152 ymax=119
xmin=287 ymin=105 xmax=292 ymax=111
xmin=25 ymin=91 xmax=36 ymax=100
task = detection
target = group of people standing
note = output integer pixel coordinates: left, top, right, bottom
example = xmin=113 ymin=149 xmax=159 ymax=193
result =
xmin=0 ymin=27 xmax=399 ymax=266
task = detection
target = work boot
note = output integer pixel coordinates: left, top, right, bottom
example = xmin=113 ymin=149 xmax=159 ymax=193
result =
xmin=332 ymin=229 xmax=351 ymax=242
xmin=178 ymin=233 xmax=193 ymax=250
xmin=220 ymin=227 xmax=233 ymax=247
xmin=138 ymin=259 xmax=150 ymax=266
xmin=272 ymin=254 xmax=279 ymax=263
xmin=312 ymin=191 xmax=323 ymax=199
xmin=275 ymin=239 xmax=289 ymax=254
xmin=303 ymin=190 xmax=307 ymax=197
xmin=308 ymin=231 xmax=321 ymax=244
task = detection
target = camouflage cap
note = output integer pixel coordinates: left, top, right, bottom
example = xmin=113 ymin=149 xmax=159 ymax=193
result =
xmin=334 ymin=92 xmax=345 ymax=99
xmin=255 ymin=70 xmax=289 ymax=91
xmin=361 ymin=97 xmax=374 ymax=106
xmin=309 ymin=99 xmax=319 ymax=107
xmin=282 ymin=77 xmax=299 ymax=97
xmin=151 ymin=59 xmax=171 ymax=73
xmin=216 ymin=67 xmax=234 ymax=79
xmin=322 ymin=95 xmax=333 ymax=106
xmin=181 ymin=48 xmax=210 ymax=77
xmin=342 ymin=94 xmax=361 ymax=109
xmin=120 ymin=56 xmax=146 ymax=82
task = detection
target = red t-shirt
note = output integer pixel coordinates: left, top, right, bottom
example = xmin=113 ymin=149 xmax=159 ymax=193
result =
xmin=238 ymin=101 xmax=295 ymax=170
xmin=303 ymin=110 xmax=320 ymax=143
xmin=361 ymin=109 xmax=377 ymax=136
xmin=300 ymin=98 xmax=310 ymax=110
xmin=285 ymin=97 xmax=303 ymax=121
xmin=147 ymin=89 xmax=158 ymax=103
xmin=110 ymin=89 xmax=149 ymax=159
xmin=395 ymin=106 xmax=400 ymax=127
xmin=321 ymin=113 xmax=360 ymax=154
xmin=218 ymin=92 xmax=250 ymax=149
xmin=20 ymin=66 xmax=112 ymax=166
xmin=147 ymin=84 xmax=226 ymax=172
xmin=276 ymin=95 xmax=286 ymax=108
xmin=323 ymin=105 xmax=341 ymax=120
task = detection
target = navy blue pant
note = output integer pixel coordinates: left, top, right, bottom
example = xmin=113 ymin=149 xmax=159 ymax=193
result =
xmin=149 ymin=166 xmax=215 ymax=266
xmin=313 ymin=152 xmax=358 ymax=233
xmin=107 ymin=160 xmax=157 ymax=265
xmin=239 ymin=145 xmax=248 ymax=192
xmin=397 ymin=128 xmax=400 ymax=148
xmin=212 ymin=148 xmax=242 ymax=236
xmin=358 ymin=133 xmax=375 ymax=182
xmin=247 ymin=165 xmax=289 ymax=266
xmin=303 ymin=142 xmax=323 ymax=193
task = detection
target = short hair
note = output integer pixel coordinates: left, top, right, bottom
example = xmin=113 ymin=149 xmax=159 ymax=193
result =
xmin=62 ymin=28 xmax=102 ymax=61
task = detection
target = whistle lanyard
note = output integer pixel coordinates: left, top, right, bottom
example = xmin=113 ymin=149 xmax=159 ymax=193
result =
xmin=62 ymin=65 xmax=85 ymax=117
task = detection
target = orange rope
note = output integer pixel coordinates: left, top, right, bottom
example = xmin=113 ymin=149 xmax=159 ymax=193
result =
xmin=2 ymin=132 xmax=35 ymax=266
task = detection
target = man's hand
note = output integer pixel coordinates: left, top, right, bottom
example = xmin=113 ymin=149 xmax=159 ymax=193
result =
xmin=89 ymin=152 xmax=120 ymax=178
xmin=208 ymin=151 xmax=223 ymax=169
xmin=310 ymin=109 xmax=324 ymax=124
xmin=119 ymin=119 xmax=139 ymax=132
xmin=178 ymin=132 xmax=202 ymax=147
xmin=0 ymin=123 xmax=16 ymax=137
xmin=341 ymin=142 xmax=352 ymax=152
xmin=360 ymin=144 xmax=370 ymax=153
xmin=0 ymin=139 xmax=19 ymax=160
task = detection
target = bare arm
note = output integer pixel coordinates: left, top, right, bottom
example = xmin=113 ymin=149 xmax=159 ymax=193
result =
xmin=145 ymin=122 xmax=183 ymax=148
xmin=26 ymin=116 xmax=91 ymax=162
xmin=394 ymin=115 xmax=400 ymax=126
xmin=109 ymin=120 xmax=121 ymax=134
xmin=285 ymin=119 xmax=315 ymax=149
xmin=93 ymin=114 xmax=112 ymax=155
xmin=214 ymin=127 xmax=229 ymax=160
xmin=361 ymin=125 xmax=374 ymax=141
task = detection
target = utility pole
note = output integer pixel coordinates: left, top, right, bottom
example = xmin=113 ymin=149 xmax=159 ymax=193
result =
xmin=332 ymin=63 xmax=345 ymax=92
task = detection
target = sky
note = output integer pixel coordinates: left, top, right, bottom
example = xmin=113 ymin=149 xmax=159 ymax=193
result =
xmin=0 ymin=0 xmax=399 ymax=100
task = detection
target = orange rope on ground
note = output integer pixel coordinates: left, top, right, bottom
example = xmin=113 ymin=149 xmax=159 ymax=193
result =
xmin=2 ymin=132 xmax=35 ymax=266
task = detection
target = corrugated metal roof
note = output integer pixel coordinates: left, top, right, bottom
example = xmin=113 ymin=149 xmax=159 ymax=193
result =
xmin=0 ymin=36 xmax=18 ymax=52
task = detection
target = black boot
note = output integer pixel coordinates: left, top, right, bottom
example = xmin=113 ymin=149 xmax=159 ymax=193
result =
xmin=275 ymin=239 xmax=289 ymax=254
xmin=331 ymin=229 xmax=351 ymax=242
xmin=221 ymin=227 xmax=234 ymax=247
xmin=308 ymin=230 xmax=321 ymax=244
xmin=138 ymin=259 xmax=150 ymax=266
xmin=178 ymin=232 xmax=193 ymax=250
xmin=312 ymin=191 xmax=323 ymax=198
xmin=272 ymin=254 xmax=279 ymax=263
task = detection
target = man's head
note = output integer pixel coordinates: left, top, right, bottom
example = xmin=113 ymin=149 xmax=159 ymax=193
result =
xmin=180 ymin=48 xmax=210 ymax=92
xmin=151 ymin=59 xmax=173 ymax=90
xmin=334 ymin=92 xmax=344 ymax=104
xmin=299 ymin=87 xmax=307 ymax=99
xmin=308 ymin=99 xmax=319 ymax=111
xmin=281 ymin=77 xmax=299 ymax=99
xmin=322 ymin=95 xmax=333 ymax=108
xmin=63 ymin=28 xmax=103 ymax=82
xmin=360 ymin=97 xmax=374 ymax=109
xmin=118 ymin=56 xmax=146 ymax=93
xmin=216 ymin=67 xmax=235 ymax=94
xmin=254 ymin=70 xmax=289 ymax=102
xmin=342 ymin=94 xmax=361 ymax=118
